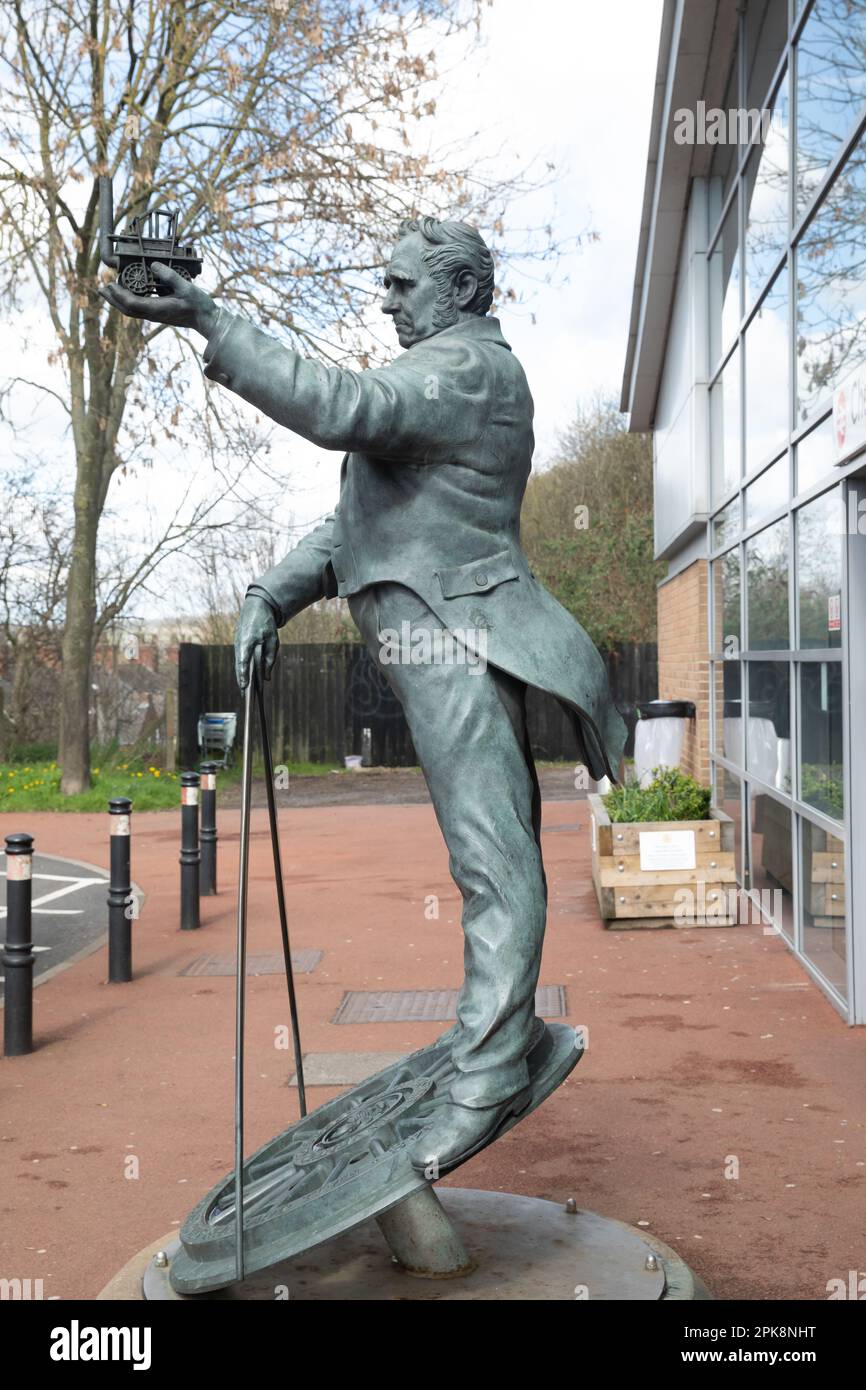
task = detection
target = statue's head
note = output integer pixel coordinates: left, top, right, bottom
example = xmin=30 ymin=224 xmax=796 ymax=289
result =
xmin=381 ymin=216 xmax=495 ymax=348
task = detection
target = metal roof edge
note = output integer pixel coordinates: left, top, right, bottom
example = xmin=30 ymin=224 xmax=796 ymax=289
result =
xmin=621 ymin=0 xmax=738 ymax=429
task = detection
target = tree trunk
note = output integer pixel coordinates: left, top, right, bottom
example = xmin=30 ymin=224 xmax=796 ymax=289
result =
xmin=5 ymin=641 xmax=33 ymax=757
xmin=59 ymin=472 xmax=100 ymax=795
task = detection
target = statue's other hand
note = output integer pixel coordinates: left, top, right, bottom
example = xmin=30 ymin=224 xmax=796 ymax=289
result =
xmin=235 ymin=594 xmax=280 ymax=691
xmin=98 ymin=262 xmax=218 ymax=337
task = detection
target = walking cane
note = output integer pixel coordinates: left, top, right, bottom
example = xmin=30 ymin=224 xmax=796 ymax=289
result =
xmin=233 ymin=643 xmax=307 ymax=1283
xmin=255 ymin=653 xmax=308 ymax=1121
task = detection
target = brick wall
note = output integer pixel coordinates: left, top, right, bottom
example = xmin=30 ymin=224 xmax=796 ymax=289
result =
xmin=656 ymin=559 xmax=711 ymax=784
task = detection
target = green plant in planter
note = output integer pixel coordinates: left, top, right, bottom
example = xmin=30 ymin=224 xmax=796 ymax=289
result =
xmin=603 ymin=766 xmax=712 ymax=824
xmin=800 ymin=764 xmax=844 ymax=821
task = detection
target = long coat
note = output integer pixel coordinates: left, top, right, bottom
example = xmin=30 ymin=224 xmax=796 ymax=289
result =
xmin=203 ymin=310 xmax=627 ymax=781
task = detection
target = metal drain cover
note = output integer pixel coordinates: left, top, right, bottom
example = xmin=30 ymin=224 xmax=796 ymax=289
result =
xmin=331 ymin=985 xmax=567 ymax=1024
xmin=179 ymin=950 xmax=323 ymax=977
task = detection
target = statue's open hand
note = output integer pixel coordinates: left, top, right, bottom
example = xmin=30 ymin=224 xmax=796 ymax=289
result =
xmin=235 ymin=595 xmax=280 ymax=691
xmin=98 ymin=262 xmax=219 ymax=337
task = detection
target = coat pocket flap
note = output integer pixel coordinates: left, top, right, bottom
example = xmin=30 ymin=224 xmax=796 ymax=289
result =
xmin=435 ymin=549 xmax=519 ymax=600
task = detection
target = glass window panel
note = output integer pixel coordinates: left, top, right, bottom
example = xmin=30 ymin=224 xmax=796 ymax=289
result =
xmin=710 ymin=200 xmax=742 ymax=367
xmin=712 ymin=548 xmax=741 ymax=654
xmin=796 ymin=412 xmax=835 ymax=491
xmin=744 ymin=73 xmax=790 ymax=305
xmin=748 ymin=791 xmax=795 ymax=934
xmin=746 ymin=517 xmax=790 ymax=648
xmin=748 ymin=660 xmax=791 ymax=791
xmin=802 ymin=818 xmax=847 ymax=996
xmin=715 ymin=659 xmax=744 ymax=765
xmin=796 ymin=0 xmax=866 ymax=219
xmin=745 ymin=269 xmax=790 ymax=470
xmin=746 ymin=454 xmax=788 ymax=526
xmin=797 ymin=488 xmax=843 ymax=647
xmin=714 ymin=764 xmax=744 ymax=885
xmin=799 ymin=661 xmax=845 ymax=818
xmin=709 ymin=50 xmax=741 ymax=232
xmin=796 ymin=119 xmax=866 ymax=425
xmin=746 ymin=0 xmax=788 ymax=113
xmin=711 ymin=349 xmax=741 ymax=504
xmin=713 ymin=496 xmax=741 ymax=550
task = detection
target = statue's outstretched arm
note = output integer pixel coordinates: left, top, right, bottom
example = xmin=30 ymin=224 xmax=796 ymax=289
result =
xmin=98 ymin=266 xmax=489 ymax=462
xmin=202 ymin=312 xmax=489 ymax=463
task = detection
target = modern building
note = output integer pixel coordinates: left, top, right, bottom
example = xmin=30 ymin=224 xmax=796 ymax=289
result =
xmin=622 ymin=0 xmax=866 ymax=1021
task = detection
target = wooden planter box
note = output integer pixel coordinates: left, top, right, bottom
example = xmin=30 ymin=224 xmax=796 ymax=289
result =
xmin=588 ymin=793 xmax=737 ymax=929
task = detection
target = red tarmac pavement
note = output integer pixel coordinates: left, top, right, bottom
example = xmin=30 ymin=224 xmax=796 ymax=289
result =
xmin=1 ymin=798 xmax=864 ymax=1301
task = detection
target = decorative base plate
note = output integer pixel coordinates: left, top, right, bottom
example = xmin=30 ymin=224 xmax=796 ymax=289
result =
xmin=102 ymin=1191 xmax=710 ymax=1301
xmin=170 ymin=1019 xmax=581 ymax=1294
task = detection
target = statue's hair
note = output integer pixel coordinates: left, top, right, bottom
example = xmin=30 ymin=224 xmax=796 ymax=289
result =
xmin=397 ymin=215 xmax=495 ymax=322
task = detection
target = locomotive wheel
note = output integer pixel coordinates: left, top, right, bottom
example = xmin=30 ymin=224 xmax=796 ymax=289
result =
xmin=119 ymin=262 xmax=150 ymax=296
xmin=169 ymin=265 xmax=192 ymax=280
xmin=169 ymin=1018 xmax=583 ymax=1294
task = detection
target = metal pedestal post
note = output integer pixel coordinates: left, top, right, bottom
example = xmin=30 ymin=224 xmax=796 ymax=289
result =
xmin=375 ymin=1186 xmax=474 ymax=1277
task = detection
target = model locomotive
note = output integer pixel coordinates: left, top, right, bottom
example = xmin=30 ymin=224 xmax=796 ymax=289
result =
xmin=98 ymin=176 xmax=202 ymax=296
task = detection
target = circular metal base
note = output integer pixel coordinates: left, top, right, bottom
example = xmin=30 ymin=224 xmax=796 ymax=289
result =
xmin=106 ymin=1191 xmax=710 ymax=1302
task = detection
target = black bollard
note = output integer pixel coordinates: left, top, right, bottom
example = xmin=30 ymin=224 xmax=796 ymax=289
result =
xmin=108 ymin=797 xmax=133 ymax=982
xmin=179 ymin=770 xmax=201 ymax=931
xmin=200 ymin=761 xmax=218 ymax=897
xmin=3 ymin=832 xmax=35 ymax=1056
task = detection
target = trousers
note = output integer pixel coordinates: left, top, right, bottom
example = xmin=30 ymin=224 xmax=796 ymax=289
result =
xmin=348 ymin=580 xmax=548 ymax=1108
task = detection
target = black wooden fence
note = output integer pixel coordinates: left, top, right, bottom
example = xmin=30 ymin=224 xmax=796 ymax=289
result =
xmin=178 ymin=640 xmax=657 ymax=769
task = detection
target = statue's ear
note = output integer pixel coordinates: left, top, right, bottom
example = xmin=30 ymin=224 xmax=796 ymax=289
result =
xmin=453 ymin=268 xmax=479 ymax=311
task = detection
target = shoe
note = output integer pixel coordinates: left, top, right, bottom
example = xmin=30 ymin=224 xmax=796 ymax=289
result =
xmin=409 ymin=1085 xmax=533 ymax=1177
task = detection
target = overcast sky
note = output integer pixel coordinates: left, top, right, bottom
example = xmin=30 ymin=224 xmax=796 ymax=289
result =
xmin=262 ymin=0 xmax=665 ymax=544
xmin=2 ymin=0 xmax=664 ymax=623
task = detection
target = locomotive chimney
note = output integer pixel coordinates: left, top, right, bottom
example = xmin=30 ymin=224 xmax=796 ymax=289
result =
xmin=98 ymin=176 xmax=119 ymax=268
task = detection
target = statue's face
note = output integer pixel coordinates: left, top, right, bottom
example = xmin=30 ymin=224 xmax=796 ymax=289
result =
xmin=381 ymin=234 xmax=446 ymax=348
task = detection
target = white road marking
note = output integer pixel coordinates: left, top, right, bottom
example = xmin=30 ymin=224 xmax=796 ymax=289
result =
xmin=0 ymin=876 xmax=107 ymax=918
xmin=0 ymin=872 xmax=106 ymax=883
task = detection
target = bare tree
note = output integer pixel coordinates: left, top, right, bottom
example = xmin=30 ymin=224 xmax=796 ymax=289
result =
xmin=0 ymin=456 xmax=264 ymax=755
xmin=0 ymin=472 xmax=69 ymax=755
xmin=187 ymin=502 xmax=359 ymax=644
xmin=0 ymin=0 xmax=544 ymax=791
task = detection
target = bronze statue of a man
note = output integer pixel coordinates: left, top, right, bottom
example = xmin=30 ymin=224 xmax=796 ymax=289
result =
xmin=101 ymin=218 xmax=627 ymax=1176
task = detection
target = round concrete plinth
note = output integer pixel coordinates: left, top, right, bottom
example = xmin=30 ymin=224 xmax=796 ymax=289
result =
xmin=99 ymin=1190 xmax=711 ymax=1301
